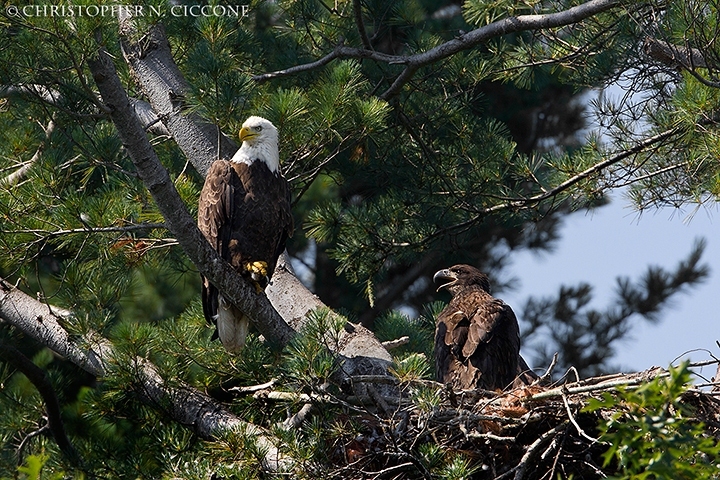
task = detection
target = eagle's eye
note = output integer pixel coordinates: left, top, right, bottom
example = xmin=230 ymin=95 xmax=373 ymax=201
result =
xmin=255 ymin=125 xmax=263 ymax=132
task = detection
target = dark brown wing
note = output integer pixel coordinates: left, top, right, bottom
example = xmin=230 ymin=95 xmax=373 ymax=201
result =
xmin=466 ymin=299 xmax=520 ymax=390
xmin=198 ymin=160 xmax=243 ymax=259
xmin=198 ymin=160 xmax=245 ymax=326
xmin=435 ymin=289 xmax=520 ymax=390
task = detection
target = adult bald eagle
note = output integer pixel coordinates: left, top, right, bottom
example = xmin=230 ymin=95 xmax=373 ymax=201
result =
xmin=198 ymin=116 xmax=293 ymax=352
xmin=433 ymin=264 xmax=520 ymax=390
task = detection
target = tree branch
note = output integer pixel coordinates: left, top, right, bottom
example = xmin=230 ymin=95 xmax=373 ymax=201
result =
xmin=2 ymin=119 xmax=56 ymax=186
xmin=0 ymin=84 xmax=168 ymax=134
xmin=252 ymin=47 xmax=343 ymax=83
xmin=7 ymin=222 xmax=167 ymax=239
xmin=0 ymin=278 xmax=288 ymax=469
xmin=401 ymin=126 xmax=684 ymax=248
xmin=0 ymin=280 xmax=105 ymax=376
xmin=252 ymin=0 xmax=624 ymax=99
xmin=117 ymin=19 xmax=394 ymax=382
xmin=644 ymin=37 xmax=709 ymax=70
xmin=353 ymin=0 xmax=372 ymax=50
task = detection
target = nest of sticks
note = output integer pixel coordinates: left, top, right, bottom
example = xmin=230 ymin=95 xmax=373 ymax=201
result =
xmin=321 ymin=358 xmax=720 ymax=479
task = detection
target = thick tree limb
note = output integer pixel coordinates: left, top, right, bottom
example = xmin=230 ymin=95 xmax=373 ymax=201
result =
xmin=0 ymin=84 xmax=167 ymax=135
xmin=129 ymin=97 xmax=171 ymax=136
xmin=117 ymin=21 xmax=394 ymax=388
xmin=0 ymin=84 xmax=63 ymax=104
xmin=253 ymin=0 xmax=623 ymax=99
xmin=0 ymin=280 xmax=106 ymax=376
xmin=0 ymin=279 xmax=287 ymax=469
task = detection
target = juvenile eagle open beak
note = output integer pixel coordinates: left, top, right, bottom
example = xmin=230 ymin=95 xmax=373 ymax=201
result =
xmin=239 ymin=126 xmax=257 ymax=142
xmin=433 ymin=269 xmax=457 ymax=292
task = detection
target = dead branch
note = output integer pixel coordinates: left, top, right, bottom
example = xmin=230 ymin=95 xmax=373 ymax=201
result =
xmin=512 ymin=422 xmax=569 ymax=480
xmin=525 ymin=367 xmax=670 ymax=402
xmin=229 ymin=379 xmax=277 ymax=394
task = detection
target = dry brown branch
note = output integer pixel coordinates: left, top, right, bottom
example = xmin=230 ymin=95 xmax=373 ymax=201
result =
xmin=644 ymin=37 xmax=709 ymax=69
xmin=328 ymin=358 xmax=720 ymax=479
xmin=511 ymin=423 xmax=569 ymax=480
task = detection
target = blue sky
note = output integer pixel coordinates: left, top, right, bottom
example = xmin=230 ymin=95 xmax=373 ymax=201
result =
xmin=502 ymin=192 xmax=720 ymax=375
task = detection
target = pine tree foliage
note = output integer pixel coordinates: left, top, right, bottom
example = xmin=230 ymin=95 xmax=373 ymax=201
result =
xmin=0 ymin=0 xmax=718 ymax=477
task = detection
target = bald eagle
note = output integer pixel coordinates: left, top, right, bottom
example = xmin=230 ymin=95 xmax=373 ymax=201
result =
xmin=433 ymin=264 xmax=520 ymax=390
xmin=198 ymin=116 xmax=293 ymax=352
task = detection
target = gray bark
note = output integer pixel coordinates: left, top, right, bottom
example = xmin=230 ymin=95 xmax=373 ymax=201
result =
xmin=253 ymin=0 xmax=623 ymax=99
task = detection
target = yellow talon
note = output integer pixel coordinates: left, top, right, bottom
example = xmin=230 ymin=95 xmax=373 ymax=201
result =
xmin=250 ymin=261 xmax=268 ymax=277
xmin=244 ymin=261 xmax=269 ymax=291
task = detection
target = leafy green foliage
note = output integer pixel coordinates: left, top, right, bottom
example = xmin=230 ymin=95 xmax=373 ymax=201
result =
xmin=1 ymin=453 xmax=66 ymax=480
xmin=283 ymin=308 xmax=345 ymax=388
xmin=586 ymin=362 xmax=720 ymax=479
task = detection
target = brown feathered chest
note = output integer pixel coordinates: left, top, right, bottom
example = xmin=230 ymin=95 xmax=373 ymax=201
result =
xmin=197 ymin=158 xmax=293 ymax=328
xmin=435 ymin=286 xmax=520 ymax=391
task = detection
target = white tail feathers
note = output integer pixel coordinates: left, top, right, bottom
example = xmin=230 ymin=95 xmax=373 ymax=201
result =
xmin=216 ymin=295 xmax=250 ymax=353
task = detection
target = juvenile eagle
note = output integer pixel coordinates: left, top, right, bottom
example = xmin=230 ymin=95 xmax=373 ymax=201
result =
xmin=433 ymin=264 xmax=520 ymax=390
xmin=198 ymin=116 xmax=293 ymax=352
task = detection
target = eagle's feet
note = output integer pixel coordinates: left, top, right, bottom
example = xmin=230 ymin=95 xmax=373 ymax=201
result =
xmin=244 ymin=261 xmax=269 ymax=293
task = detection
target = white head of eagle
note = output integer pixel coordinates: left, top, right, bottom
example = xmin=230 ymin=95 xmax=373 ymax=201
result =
xmin=231 ymin=115 xmax=280 ymax=174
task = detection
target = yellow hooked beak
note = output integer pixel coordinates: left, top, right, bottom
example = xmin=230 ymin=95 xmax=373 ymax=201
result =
xmin=239 ymin=126 xmax=258 ymax=143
